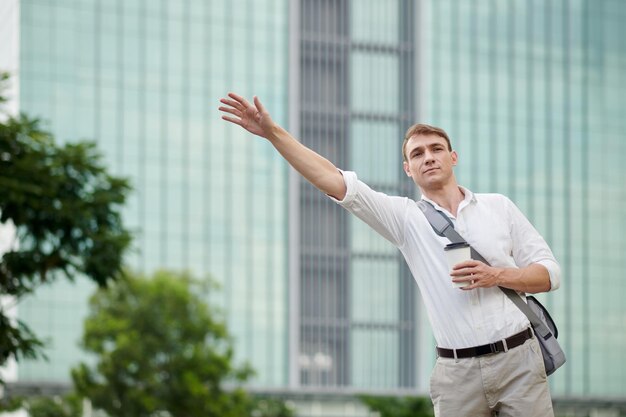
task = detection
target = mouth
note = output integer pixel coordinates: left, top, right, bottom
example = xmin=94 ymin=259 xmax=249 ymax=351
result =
xmin=423 ymin=167 xmax=439 ymax=174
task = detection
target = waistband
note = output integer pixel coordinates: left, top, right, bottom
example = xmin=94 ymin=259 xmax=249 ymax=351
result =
xmin=436 ymin=328 xmax=534 ymax=359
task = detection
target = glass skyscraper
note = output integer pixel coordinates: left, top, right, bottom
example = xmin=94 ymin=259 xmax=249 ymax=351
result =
xmin=12 ymin=0 xmax=290 ymax=387
xmin=295 ymin=0 xmax=420 ymax=391
xmin=421 ymin=0 xmax=626 ymax=400
xmin=2 ymin=0 xmax=626 ymax=415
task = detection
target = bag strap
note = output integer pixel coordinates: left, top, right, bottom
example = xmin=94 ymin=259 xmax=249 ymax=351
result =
xmin=416 ymin=200 xmax=553 ymax=339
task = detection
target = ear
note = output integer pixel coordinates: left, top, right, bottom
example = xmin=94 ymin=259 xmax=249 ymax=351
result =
xmin=403 ymin=161 xmax=412 ymax=177
xmin=451 ymin=150 xmax=458 ymax=166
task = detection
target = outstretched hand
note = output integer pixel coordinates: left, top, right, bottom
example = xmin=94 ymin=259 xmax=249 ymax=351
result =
xmin=219 ymin=93 xmax=275 ymax=138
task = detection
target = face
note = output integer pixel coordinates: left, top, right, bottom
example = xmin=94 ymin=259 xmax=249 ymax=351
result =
xmin=402 ymin=134 xmax=458 ymax=191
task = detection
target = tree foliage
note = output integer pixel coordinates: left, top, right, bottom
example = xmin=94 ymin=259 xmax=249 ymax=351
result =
xmin=249 ymin=397 xmax=296 ymax=417
xmin=18 ymin=394 xmax=84 ymax=417
xmin=72 ymin=270 xmax=260 ymax=417
xmin=358 ymin=395 xmax=434 ymax=417
xmin=0 ymin=72 xmax=132 ymax=376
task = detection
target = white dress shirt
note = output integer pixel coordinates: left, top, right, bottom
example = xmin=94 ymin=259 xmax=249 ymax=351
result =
xmin=330 ymin=170 xmax=561 ymax=349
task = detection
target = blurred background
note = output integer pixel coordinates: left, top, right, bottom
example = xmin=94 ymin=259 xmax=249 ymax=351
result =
xmin=1 ymin=0 xmax=625 ymax=416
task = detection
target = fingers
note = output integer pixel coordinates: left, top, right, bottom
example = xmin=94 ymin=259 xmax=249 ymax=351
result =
xmin=219 ymin=93 xmax=265 ymax=129
xmin=221 ymin=93 xmax=264 ymax=114
xmin=218 ymin=106 xmax=242 ymax=118
xmin=228 ymin=92 xmax=252 ymax=109
xmin=221 ymin=115 xmax=243 ymax=126
xmin=452 ymin=260 xmax=479 ymax=270
xmin=452 ymin=276 xmax=473 ymax=284
xmin=461 ymin=283 xmax=478 ymax=291
xmin=253 ymin=96 xmax=266 ymax=113
xmin=220 ymin=98 xmax=244 ymax=111
xmin=450 ymin=265 xmax=475 ymax=276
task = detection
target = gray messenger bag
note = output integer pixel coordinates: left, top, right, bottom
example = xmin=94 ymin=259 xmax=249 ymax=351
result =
xmin=417 ymin=200 xmax=566 ymax=376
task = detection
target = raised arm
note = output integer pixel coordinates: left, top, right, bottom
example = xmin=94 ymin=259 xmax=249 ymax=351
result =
xmin=219 ymin=93 xmax=346 ymax=200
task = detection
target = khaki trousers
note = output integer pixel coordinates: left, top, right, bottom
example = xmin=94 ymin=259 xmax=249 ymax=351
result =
xmin=429 ymin=335 xmax=554 ymax=417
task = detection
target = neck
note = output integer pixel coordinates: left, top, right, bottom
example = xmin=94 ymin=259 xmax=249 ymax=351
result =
xmin=421 ymin=182 xmax=465 ymax=217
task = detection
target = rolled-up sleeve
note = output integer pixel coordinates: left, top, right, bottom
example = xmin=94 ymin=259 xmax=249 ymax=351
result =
xmin=507 ymin=197 xmax=561 ymax=291
xmin=328 ymin=170 xmax=409 ymax=248
xmin=328 ymin=170 xmax=360 ymax=206
xmin=535 ymin=259 xmax=561 ymax=291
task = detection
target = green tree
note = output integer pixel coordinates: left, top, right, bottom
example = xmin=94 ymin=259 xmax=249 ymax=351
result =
xmin=249 ymin=397 xmax=296 ymax=417
xmin=72 ymin=270 xmax=257 ymax=417
xmin=0 ymin=72 xmax=132 ymax=379
xmin=21 ymin=394 xmax=83 ymax=417
xmin=359 ymin=395 xmax=434 ymax=417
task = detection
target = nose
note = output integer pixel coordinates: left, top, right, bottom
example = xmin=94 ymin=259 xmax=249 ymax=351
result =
xmin=424 ymin=149 xmax=435 ymax=164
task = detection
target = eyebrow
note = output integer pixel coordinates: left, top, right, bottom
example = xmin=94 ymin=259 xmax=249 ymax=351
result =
xmin=409 ymin=142 xmax=446 ymax=155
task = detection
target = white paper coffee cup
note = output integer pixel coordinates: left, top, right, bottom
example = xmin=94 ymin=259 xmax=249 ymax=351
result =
xmin=444 ymin=242 xmax=472 ymax=288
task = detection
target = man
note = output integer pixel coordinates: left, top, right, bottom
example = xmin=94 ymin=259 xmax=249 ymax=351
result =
xmin=219 ymin=93 xmax=560 ymax=417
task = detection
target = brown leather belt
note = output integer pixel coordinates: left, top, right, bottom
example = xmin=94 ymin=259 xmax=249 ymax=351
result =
xmin=436 ymin=328 xmax=533 ymax=359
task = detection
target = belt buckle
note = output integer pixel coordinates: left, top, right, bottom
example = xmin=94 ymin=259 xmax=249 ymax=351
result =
xmin=488 ymin=342 xmax=499 ymax=354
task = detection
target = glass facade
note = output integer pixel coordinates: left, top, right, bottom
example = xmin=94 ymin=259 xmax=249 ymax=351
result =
xmin=421 ymin=0 xmax=626 ymax=398
xmin=5 ymin=0 xmax=626 ymax=409
xmin=297 ymin=0 xmax=419 ymax=390
xmin=16 ymin=0 xmax=290 ymax=387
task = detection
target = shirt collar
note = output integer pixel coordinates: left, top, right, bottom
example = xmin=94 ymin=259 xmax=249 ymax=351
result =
xmin=420 ymin=186 xmax=477 ymax=218
xmin=459 ymin=186 xmax=477 ymax=204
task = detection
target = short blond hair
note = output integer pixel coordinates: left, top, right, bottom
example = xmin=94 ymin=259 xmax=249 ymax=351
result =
xmin=402 ymin=123 xmax=452 ymax=162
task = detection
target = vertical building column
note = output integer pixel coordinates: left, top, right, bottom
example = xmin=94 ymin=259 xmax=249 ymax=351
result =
xmin=398 ymin=0 xmax=417 ymax=389
xmin=288 ymin=0 xmax=302 ymax=390
xmin=412 ymin=0 xmax=435 ymax=394
xmin=298 ymin=0 xmax=351 ymax=388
